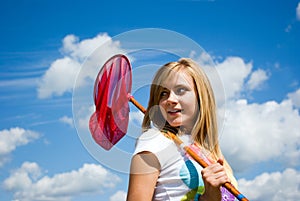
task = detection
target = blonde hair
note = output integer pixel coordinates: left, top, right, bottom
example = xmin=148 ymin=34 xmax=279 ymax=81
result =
xmin=142 ymin=58 xmax=237 ymax=186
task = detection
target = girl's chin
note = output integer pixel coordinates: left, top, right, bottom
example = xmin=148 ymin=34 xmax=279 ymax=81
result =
xmin=167 ymin=121 xmax=182 ymax=128
xmin=167 ymin=121 xmax=192 ymax=132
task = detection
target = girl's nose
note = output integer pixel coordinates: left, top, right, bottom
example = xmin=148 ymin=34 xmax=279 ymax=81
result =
xmin=167 ymin=91 xmax=178 ymax=104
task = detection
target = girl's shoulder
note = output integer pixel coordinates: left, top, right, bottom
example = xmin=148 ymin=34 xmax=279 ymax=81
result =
xmin=134 ymin=128 xmax=187 ymax=172
xmin=134 ymin=128 xmax=174 ymax=155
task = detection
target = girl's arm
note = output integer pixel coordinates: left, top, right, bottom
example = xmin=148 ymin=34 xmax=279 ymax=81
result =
xmin=127 ymin=151 xmax=160 ymax=201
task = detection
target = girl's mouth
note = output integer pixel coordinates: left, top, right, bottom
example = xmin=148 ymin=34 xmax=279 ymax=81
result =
xmin=168 ymin=109 xmax=182 ymax=114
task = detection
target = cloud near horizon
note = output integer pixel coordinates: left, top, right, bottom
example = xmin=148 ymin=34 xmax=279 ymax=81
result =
xmin=238 ymin=168 xmax=300 ymax=201
xmin=0 ymin=127 xmax=40 ymax=167
xmin=214 ymin=57 xmax=300 ymax=171
xmin=3 ymin=162 xmax=122 ymax=201
xmin=109 ymin=190 xmax=127 ymax=201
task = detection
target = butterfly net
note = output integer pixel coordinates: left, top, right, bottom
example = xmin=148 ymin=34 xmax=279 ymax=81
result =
xmin=89 ymin=54 xmax=132 ymax=150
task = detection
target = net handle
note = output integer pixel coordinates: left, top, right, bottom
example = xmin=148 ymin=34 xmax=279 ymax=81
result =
xmin=128 ymin=95 xmax=146 ymax=113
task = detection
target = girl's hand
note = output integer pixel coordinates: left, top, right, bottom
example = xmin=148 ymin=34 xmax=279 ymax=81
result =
xmin=199 ymin=159 xmax=230 ymax=201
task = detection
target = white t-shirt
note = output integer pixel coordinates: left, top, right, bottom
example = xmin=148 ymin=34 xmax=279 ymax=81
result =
xmin=133 ymin=128 xmax=236 ymax=201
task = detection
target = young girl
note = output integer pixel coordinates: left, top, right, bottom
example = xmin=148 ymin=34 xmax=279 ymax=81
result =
xmin=127 ymin=58 xmax=237 ymax=201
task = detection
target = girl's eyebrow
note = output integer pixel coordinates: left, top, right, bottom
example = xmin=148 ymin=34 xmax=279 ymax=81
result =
xmin=174 ymin=83 xmax=192 ymax=89
xmin=161 ymin=87 xmax=169 ymax=91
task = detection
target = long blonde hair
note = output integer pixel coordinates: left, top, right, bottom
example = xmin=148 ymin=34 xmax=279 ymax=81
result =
xmin=142 ymin=58 xmax=237 ymax=186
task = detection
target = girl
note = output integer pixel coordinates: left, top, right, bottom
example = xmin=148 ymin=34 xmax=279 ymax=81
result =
xmin=127 ymin=58 xmax=237 ymax=201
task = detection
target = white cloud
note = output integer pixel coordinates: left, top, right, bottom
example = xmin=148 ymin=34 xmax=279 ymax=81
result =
xmin=205 ymin=56 xmax=269 ymax=105
xmin=296 ymin=2 xmax=300 ymax=20
xmin=110 ymin=190 xmax=127 ymax=201
xmin=214 ymin=57 xmax=269 ymax=99
xmin=286 ymin=2 xmax=300 ymax=33
xmin=0 ymin=127 xmax=40 ymax=167
xmin=37 ymin=33 xmax=125 ymax=99
xmin=129 ymin=110 xmax=143 ymax=127
xmin=246 ymin=68 xmax=269 ymax=90
xmin=238 ymin=168 xmax=300 ymax=201
xmin=3 ymin=162 xmax=42 ymax=191
xmin=37 ymin=57 xmax=81 ymax=98
xmin=3 ymin=162 xmax=122 ymax=201
xmin=59 ymin=115 xmax=74 ymax=127
xmin=215 ymin=57 xmax=253 ymax=100
xmin=78 ymin=105 xmax=95 ymax=130
xmin=221 ymin=98 xmax=300 ymax=170
xmin=288 ymin=88 xmax=300 ymax=108
xmin=190 ymin=50 xmax=213 ymax=67
xmin=127 ymin=110 xmax=144 ymax=139
xmin=210 ymin=57 xmax=300 ymax=171
xmin=193 ymin=55 xmax=266 ymax=107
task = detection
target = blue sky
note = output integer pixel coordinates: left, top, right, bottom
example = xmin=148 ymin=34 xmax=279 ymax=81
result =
xmin=0 ymin=0 xmax=300 ymax=201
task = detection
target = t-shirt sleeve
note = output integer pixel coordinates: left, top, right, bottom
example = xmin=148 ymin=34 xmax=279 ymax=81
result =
xmin=133 ymin=128 xmax=179 ymax=168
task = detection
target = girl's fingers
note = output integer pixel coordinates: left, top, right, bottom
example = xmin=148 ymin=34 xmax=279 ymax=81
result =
xmin=201 ymin=161 xmax=231 ymax=187
xmin=203 ymin=162 xmax=225 ymax=174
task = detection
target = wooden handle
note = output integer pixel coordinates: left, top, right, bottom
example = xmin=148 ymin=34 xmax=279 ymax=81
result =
xmin=128 ymin=95 xmax=146 ymax=113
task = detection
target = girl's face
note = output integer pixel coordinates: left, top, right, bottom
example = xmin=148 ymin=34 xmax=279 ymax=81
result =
xmin=158 ymin=70 xmax=199 ymax=132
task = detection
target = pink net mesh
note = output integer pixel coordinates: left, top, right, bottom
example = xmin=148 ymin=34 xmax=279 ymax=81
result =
xmin=89 ymin=55 xmax=132 ymax=150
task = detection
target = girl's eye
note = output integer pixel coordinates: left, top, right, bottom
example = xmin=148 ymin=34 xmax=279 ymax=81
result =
xmin=176 ymin=87 xmax=187 ymax=95
xmin=160 ymin=91 xmax=169 ymax=97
